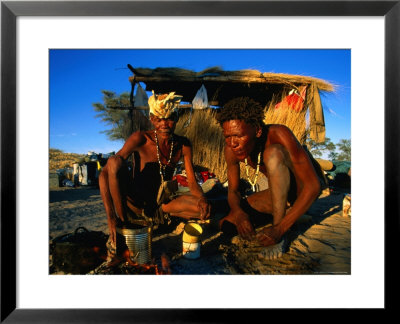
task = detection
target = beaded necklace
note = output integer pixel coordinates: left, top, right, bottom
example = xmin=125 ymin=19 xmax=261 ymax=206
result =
xmin=154 ymin=130 xmax=174 ymax=182
xmin=244 ymin=151 xmax=261 ymax=192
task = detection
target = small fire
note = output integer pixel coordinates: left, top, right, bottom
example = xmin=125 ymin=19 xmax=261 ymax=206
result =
xmin=92 ymin=246 xmax=171 ymax=275
xmin=121 ymin=249 xmax=170 ymax=275
xmin=160 ymin=253 xmax=172 ymax=274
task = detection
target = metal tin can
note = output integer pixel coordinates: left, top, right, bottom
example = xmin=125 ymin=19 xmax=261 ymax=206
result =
xmin=117 ymin=220 xmax=152 ymax=264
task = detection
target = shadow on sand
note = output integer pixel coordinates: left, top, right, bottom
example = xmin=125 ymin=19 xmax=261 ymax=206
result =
xmin=49 ymin=187 xmax=100 ymax=203
xmin=284 ymin=190 xmax=348 ymax=248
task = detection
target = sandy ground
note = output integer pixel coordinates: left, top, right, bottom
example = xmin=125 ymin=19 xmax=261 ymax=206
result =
xmin=49 ymin=186 xmax=350 ymax=275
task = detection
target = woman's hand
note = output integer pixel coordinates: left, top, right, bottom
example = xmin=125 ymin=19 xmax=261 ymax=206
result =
xmin=197 ymin=196 xmax=211 ymax=220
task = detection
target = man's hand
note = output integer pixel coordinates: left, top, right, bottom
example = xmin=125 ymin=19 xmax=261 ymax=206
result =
xmin=233 ymin=210 xmax=256 ymax=240
xmin=197 ymin=196 xmax=211 ymax=220
xmin=256 ymin=225 xmax=283 ymax=247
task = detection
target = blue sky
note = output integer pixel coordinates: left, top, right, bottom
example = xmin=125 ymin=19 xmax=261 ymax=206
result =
xmin=49 ymin=49 xmax=350 ymax=155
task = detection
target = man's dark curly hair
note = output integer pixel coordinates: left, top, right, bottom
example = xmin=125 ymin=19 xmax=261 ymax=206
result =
xmin=216 ymin=97 xmax=265 ymax=127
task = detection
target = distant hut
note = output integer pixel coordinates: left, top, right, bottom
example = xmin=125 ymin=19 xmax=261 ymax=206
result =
xmin=127 ymin=66 xmax=334 ymax=182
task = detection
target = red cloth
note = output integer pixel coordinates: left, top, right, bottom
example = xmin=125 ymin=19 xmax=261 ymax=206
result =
xmin=275 ymin=86 xmax=307 ymax=112
xmin=174 ymin=174 xmax=189 ymax=187
xmin=173 ymin=171 xmax=217 ymax=187
xmin=200 ymin=171 xmax=216 ymax=182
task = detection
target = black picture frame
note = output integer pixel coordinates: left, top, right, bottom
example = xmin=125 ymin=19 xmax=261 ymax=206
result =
xmin=1 ymin=0 xmax=398 ymax=322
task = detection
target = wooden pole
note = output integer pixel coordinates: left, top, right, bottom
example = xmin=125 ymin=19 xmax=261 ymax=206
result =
xmin=129 ymin=78 xmax=136 ymax=133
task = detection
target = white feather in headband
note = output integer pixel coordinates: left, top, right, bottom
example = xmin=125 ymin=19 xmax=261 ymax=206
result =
xmin=148 ymin=91 xmax=183 ymax=118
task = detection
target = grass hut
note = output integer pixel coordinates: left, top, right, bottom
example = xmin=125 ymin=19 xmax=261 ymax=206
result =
xmin=128 ymin=66 xmax=334 ymax=182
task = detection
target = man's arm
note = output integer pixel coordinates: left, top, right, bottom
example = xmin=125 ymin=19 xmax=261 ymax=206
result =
xmin=99 ymin=131 xmax=146 ymax=225
xmin=225 ymin=145 xmax=256 ymax=239
xmin=269 ymin=125 xmax=321 ymax=236
xmin=181 ymin=143 xmax=210 ymax=219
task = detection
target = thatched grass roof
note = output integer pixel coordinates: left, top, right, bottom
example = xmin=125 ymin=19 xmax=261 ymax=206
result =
xmin=130 ymin=66 xmax=334 ymax=90
xmin=129 ymin=66 xmax=334 ymax=106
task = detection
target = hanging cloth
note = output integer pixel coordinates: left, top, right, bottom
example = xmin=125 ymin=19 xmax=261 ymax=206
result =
xmin=192 ymin=84 xmax=209 ymax=109
xmin=275 ymin=85 xmax=307 ymax=112
xmin=134 ymin=83 xmax=149 ymax=108
xmin=308 ymin=83 xmax=326 ymax=143
xmin=184 ymin=85 xmax=209 ymax=128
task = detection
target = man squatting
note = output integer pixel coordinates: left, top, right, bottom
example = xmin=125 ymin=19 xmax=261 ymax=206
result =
xmin=216 ymin=97 xmax=326 ymax=259
xmin=99 ymin=92 xmax=211 ymax=261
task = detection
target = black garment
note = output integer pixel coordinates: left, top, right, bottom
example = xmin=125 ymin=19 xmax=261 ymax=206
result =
xmin=128 ymin=136 xmax=184 ymax=209
xmin=129 ymin=162 xmax=174 ymax=210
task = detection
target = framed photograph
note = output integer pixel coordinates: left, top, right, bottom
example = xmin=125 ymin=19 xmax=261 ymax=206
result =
xmin=1 ymin=0 xmax=398 ymax=321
